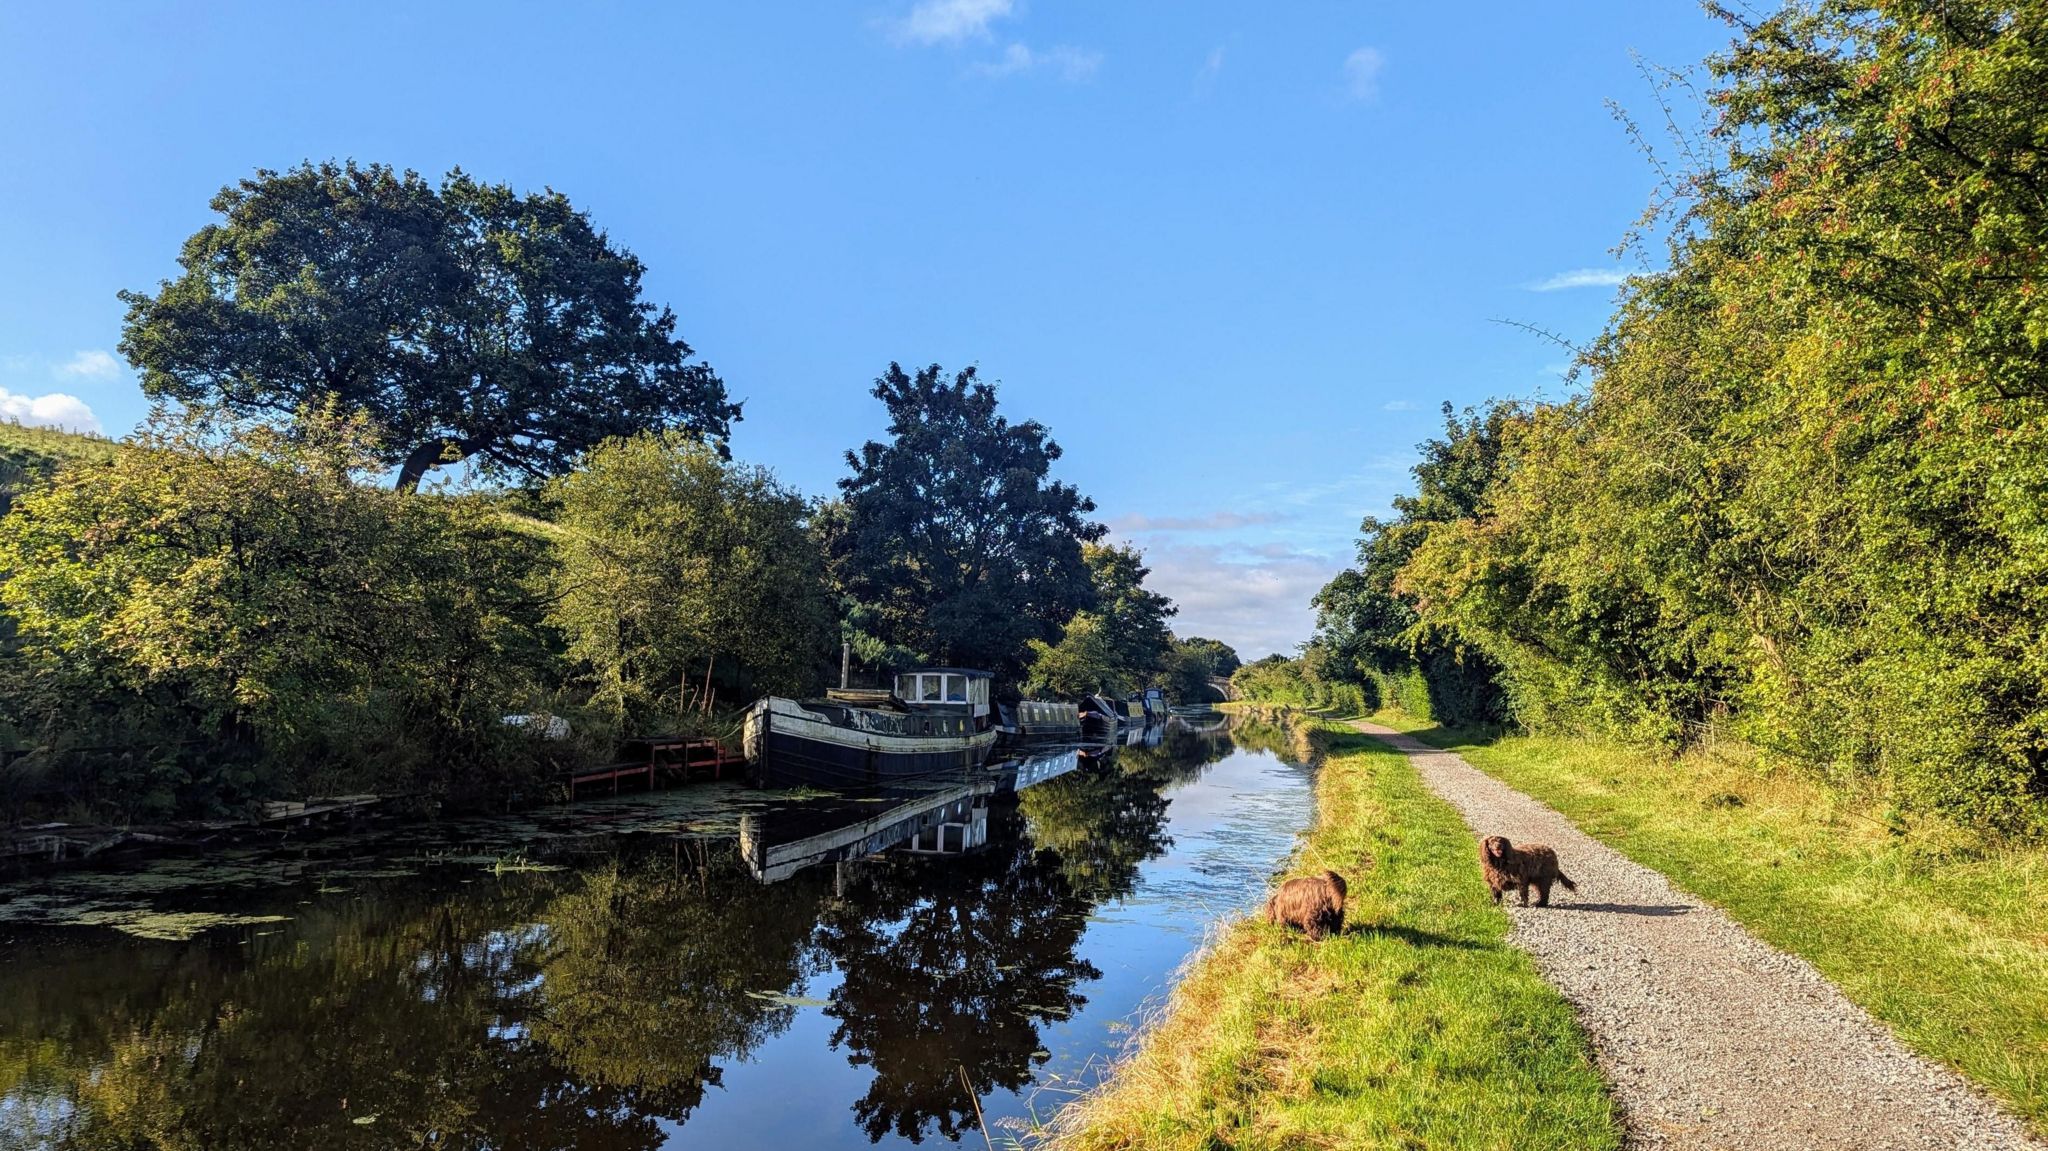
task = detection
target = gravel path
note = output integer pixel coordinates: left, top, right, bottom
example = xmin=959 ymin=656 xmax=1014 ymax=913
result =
xmin=1351 ymin=720 xmax=2045 ymax=1151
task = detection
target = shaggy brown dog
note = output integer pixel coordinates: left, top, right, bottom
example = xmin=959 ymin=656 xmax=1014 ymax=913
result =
xmin=1263 ymin=870 xmax=1347 ymax=940
xmin=1480 ymin=835 xmax=1577 ymax=907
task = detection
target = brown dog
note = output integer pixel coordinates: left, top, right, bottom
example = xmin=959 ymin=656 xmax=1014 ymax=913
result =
xmin=1480 ymin=835 xmax=1576 ymax=907
xmin=1263 ymin=869 xmax=1347 ymax=940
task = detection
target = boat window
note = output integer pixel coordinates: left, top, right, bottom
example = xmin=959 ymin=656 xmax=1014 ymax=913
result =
xmin=945 ymin=674 xmax=966 ymax=702
xmin=896 ymin=674 xmax=915 ymax=699
xmin=920 ymin=675 xmax=942 ymax=702
xmin=972 ymin=678 xmax=988 ymax=705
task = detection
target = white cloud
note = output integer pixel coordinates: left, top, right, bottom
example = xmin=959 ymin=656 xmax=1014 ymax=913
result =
xmin=58 ymin=349 xmax=122 ymax=379
xmin=895 ymin=0 xmax=1013 ymax=45
xmin=974 ymin=42 xmax=1101 ymax=81
xmin=1137 ymin=541 xmax=1341 ymax=662
xmin=0 ymin=388 xmax=100 ymax=433
xmin=1529 ymin=267 xmax=1628 ymax=292
xmin=1344 ymin=46 xmax=1384 ymax=101
xmin=1198 ymin=46 xmax=1225 ymax=82
xmin=1110 ymin=510 xmax=1288 ymax=533
xmin=1382 ymin=399 xmax=1418 ymax=412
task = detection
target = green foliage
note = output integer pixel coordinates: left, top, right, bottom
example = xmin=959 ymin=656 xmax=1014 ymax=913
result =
xmin=1309 ymin=404 xmax=1510 ymax=728
xmin=0 ymin=407 xmax=558 ymax=818
xmin=1331 ymin=5 xmax=2048 ymax=829
xmin=119 ymin=160 xmax=739 ymax=491
xmin=1024 ymin=612 xmax=1121 ymax=698
xmin=1024 ymin=543 xmax=1177 ymax=698
xmin=547 ymin=431 xmax=834 ymax=719
xmin=1173 ymin=635 xmax=1240 ymax=677
xmin=1230 ymin=654 xmax=1315 ymax=707
xmin=833 ymin=362 xmax=1104 ymax=680
xmin=1230 ymin=655 xmax=1380 ymax=715
xmin=1083 ymin=543 xmax=1176 ymax=679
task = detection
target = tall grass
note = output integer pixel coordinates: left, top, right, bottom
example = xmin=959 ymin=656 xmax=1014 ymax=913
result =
xmin=1047 ymin=722 xmax=1620 ymax=1151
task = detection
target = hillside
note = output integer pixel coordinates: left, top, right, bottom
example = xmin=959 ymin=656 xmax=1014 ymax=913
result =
xmin=0 ymin=421 xmax=119 ymax=514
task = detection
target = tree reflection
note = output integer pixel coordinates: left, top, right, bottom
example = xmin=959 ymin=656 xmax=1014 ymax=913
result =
xmin=0 ymin=845 xmax=828 ymax=1151
xmin=0 ymin=719 xmax=1272 ymax=1150
xmin=528 ymin=845 xmax=829 ymax=1119
xmin=814 ymin=806 xmax=1099 ymax=1143
xmin=1018 ymin=761 xmax=1172 ymax=901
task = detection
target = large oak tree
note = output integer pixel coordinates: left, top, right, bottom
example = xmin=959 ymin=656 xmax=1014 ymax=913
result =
xmin=119 ymin=161 xmax=739 ymax=491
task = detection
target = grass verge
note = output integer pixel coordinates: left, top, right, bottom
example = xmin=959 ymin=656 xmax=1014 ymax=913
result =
xmin=1048 ymin=720 xmax=1621 ymax=1151
xmin=1369 ymin=711 xmax=2048 ymax=1135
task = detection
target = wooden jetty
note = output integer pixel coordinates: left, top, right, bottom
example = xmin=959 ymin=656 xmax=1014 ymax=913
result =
xmin=566 ymin=737 xmax=744 ymax=796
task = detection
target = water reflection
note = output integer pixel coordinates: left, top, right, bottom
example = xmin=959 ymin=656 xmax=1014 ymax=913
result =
xmin=0 ymin=719 xmax=1308 ymax=1150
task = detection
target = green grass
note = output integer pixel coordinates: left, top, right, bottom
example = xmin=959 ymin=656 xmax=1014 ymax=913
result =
xmin=1049 ymin=722 xmax=1621 ymax=1151
xmin=1369 ymin=711 xmax=2048 ymax=1136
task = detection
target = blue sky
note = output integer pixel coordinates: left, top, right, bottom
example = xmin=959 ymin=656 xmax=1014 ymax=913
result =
xmin=0 ymin=1 xmax=1727 ymax=658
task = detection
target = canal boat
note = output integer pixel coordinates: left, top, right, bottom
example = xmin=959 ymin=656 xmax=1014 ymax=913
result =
xmin=1077 ymin=694 xmax=1122 ymax=740
xmin=996 ymin=699 xmax=1082 ymax=745
xmin=744 ymin=668 xmax=1000 ymax=788
xmin=1141 ymin=687 xmax=1170 ymax=721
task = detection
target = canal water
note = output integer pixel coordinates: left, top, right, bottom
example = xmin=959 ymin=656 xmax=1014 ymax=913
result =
xmin=0 ymin=717 xmax=1315 ymax=1150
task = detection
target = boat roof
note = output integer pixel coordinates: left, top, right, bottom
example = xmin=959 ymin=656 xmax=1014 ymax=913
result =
xmin=899 ymin=667 xmax=994 ymax=678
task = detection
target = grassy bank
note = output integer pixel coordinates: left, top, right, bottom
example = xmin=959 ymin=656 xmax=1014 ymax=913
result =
xmin=1049 ymin=720 xmax=1621 ymax=1151
xmin=1371 ymin=712 xmax=2048 ymax=1134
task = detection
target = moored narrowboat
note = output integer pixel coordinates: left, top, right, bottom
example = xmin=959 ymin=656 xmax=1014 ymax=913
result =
xmin=997 ymin=699 xmax=1083 ymax=745
xmin=1078 ymin=694 xmax=1121 ymax=740
xmin=744 ymin=668 xmax=999 ymax=789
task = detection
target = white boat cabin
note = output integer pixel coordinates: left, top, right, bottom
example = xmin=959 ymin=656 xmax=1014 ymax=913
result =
xmin=892 ymin=668 xmax=992 ymax=722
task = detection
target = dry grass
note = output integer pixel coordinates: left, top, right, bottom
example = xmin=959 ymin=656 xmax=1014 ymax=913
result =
xmin=1044 ymin=722 xmax=1620 ymax=1151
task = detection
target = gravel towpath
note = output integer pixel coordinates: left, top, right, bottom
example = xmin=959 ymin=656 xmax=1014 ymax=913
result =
xmin=1351 ymin=720 xmax=2044 ymax=1151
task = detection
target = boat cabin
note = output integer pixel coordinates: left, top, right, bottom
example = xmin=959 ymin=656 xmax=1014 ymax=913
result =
xmin=892 ymin=669 xmax=993 ymax=723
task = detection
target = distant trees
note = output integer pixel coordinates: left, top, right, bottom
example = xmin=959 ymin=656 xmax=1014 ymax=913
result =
xmin=1174 ymin=636 xmax=1240 ymax=679
xmin=118 ymin=161 xmax=739 ymax=491
xmin=547 ymin=432 xmax=833 ymax=719
xmin=1154 ymin=635 xmax=1241 ymax=702
xmin=1307 ymin=403 xmax=1511 ymax=727
xmin=833 ymin=363 xmax=1105 ymax=680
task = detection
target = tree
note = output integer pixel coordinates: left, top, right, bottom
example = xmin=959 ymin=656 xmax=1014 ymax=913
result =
xmin=1083 ymin=543 xmax=1176 ymax=682
xmin=1173 ymin=636 xmax=1240 ymax=678
xmin=833 ymin=363 xmax=1104 ymax=680
xmin=1023 ymin=612 xmax=1123 ymax=698
xmin=1309 ymin=402 xmax=1514 ymax=726
xmin=1368 ymin=2 xmax=2048 ymax=827
xmin=119 ymin=161 xmax=739 ymax=492
xmin=548 ymin=432 xmax=834 ymax=718
xmin=1022 ymin=544 xmax=1177 ymax=698
xmin=0 ymin=406 xmax=544 ymax=817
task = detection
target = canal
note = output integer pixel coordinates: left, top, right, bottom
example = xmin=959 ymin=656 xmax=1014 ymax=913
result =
xmin=0 ymin=716 xmax=1316 ymax=1149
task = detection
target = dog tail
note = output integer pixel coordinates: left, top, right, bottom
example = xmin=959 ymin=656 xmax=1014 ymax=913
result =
xmin=1556 ymin=872 xmax=1578 ymax=892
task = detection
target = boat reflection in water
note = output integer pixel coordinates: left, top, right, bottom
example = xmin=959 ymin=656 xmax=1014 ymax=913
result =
xmin=741 ymin=746 xmax=1091 ymax=884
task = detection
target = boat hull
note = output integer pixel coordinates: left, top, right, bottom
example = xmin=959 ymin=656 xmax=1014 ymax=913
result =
xmin=746 ymin=696 xmax=999 ymax=789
